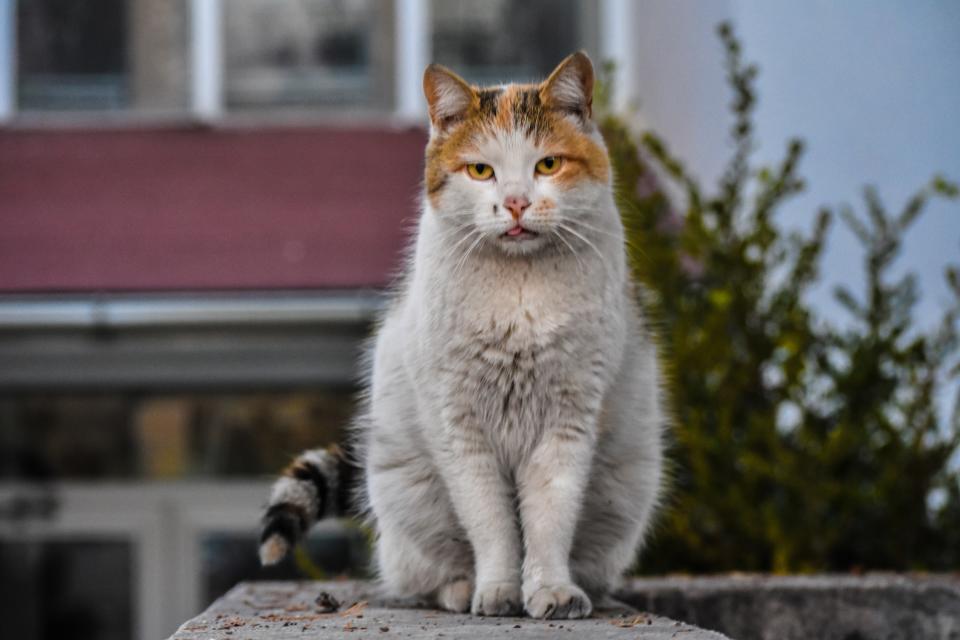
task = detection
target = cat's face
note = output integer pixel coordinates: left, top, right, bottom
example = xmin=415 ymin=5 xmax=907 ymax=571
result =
xmin=422 ymin=53 xmax=611 ymax=257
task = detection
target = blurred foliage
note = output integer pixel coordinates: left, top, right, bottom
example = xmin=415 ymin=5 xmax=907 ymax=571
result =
xmin=597 ymin=22 xmax=960 ymax=572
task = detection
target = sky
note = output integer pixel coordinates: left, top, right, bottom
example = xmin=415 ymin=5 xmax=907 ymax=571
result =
xmin=736 ymin=0 xmax=960 ymax=329
xmin=632 ymin=0 xmax=960 ymax=329
xmin=628 ymin=0 xmax=960 ymax=427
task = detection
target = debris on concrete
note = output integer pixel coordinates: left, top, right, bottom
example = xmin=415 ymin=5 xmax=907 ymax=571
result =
xmin=168 ymin=581 xmax=732 ymax=639
xmin=315 ymin=591 xmax=341 ymax=614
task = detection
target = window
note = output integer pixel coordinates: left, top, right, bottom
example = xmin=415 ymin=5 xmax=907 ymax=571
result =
xmin=16 ymin=0 xmax=191 ymax=113
xmin=0 ymin=390 xmax=354 ymax=481
xmin=0 ymin=294 xmax=377 ymax=638
xmin=1 ymin=540 xmax=134 ymax=640
xmin=5 ymin=0 xmax=617 ymax=122
xmin=431 ymin=0 xmax=598 ymax=85
xmin=17 ymin=0 xmax=129 ymax=110
xmin=223 ymin=0 xmax=394 ymax=111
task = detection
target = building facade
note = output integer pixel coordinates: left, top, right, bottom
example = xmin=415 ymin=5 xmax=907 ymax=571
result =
xmin=0 ymin=2 xmax=638 ymax=639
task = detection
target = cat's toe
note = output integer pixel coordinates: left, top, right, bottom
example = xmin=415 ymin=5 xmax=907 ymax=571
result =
xmin=524 ymin=583 xmax=592 ymax=619
xmin=471 ymin=581 xmax=523 ymax=616
xmin=437 ymin=578 xmax=473 ymax=613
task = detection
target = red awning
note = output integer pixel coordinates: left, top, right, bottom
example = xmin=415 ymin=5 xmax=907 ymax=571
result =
xmin=0 ymin=126 xmax=428 ymax=292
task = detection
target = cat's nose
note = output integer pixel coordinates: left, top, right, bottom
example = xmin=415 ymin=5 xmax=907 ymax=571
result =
xmin=503 ymin=195 xmax=531 ymax=220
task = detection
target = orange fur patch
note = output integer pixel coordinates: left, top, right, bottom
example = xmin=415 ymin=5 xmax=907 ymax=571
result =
xmin=534 ymin=197 xmax=556 ymax=214
xmin=542 ymin=119 xmax=610 ymax=188
xmin=425 ymin=82 xmax=609 ymax=207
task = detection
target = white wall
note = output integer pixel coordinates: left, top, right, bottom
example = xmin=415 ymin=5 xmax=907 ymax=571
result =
xmin=629 ymin=0 xmax=960 ymax=332
xmin=627 ymin=0 xmax=733 ymax=188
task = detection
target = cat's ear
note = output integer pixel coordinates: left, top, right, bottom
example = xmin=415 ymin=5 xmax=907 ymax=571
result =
xmin=540 ymin=51 xmax=594 ymax=122
xmin=423 ymin=64 xmax=477 ymax=131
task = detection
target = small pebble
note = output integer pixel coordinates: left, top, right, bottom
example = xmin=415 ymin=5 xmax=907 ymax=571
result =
xmin=314 ymin=591 xmax=341 ymax=614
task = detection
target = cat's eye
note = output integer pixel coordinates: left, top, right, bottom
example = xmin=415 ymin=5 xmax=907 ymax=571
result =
xmin=466 ymin=163 xmax=494 ymax=180
xmin=535 ymin=156 xmax=563 ymax=176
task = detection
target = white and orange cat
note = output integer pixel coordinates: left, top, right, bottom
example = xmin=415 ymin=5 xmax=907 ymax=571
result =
xmin=259 ymin=52 xmax=665 ymax=620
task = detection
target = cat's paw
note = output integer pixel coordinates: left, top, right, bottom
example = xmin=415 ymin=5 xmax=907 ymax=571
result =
xmin=437 ymin=578 xmax=473 ymax=613
xmin=471 ymin=581 xmax=523 ymax=616
xmin=524 ymin=583 xmax=592 ymax=619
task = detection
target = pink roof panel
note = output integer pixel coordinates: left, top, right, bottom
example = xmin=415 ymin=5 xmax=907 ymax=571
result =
xmin=0 ymin=127 xmax=428 ymax=292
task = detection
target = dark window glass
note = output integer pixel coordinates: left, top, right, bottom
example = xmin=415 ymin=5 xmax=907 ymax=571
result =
xmin=17 ymin=0 xmax=129 ymax=110
xmin=224 ymin=0 xmax=394 ymax=110
xmin=431 ymin=0 xmax=597 ymax=85
xmin=0 ymin=390 xmax=354 ymax=481
xmin=16 ymin=0 xmax=191 ymax=112
xmin=0 ymin=539 xmax=133 ymax=640
xmin=201 ymin=528 xmax=371 ymax=607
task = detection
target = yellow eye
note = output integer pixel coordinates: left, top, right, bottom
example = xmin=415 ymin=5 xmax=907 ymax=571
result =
xmin=466 ymin=163 xmax=494 ymax=180
xmin=535 ymin=156 xmax=563 ymax=176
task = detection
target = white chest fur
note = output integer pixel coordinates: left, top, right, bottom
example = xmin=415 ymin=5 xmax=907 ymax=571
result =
xmin=401 ymin=218 xmax=627 ymax=461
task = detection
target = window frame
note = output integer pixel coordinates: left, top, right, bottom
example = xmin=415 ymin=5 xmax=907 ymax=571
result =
xmin=0 ymin=0 xmax=14 ymax=122
xmin=0 ymin=292 xmax=381 ymax=389
xmin=0 ymin=481 xmax=271 ymax=640
xmin=0 ymin=0 xmax=633 ymax=126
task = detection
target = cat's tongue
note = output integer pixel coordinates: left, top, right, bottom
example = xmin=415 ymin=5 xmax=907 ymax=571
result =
xmin=507 ymin=226 xmax=525 ymax=237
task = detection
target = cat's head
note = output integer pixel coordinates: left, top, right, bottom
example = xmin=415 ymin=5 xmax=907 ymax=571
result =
xmin=422 ymin=52 xmax=612 ymax=257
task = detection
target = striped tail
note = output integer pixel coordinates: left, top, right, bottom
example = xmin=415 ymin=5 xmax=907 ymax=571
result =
xmin=258 ymin=445 xmax=355 ymax=566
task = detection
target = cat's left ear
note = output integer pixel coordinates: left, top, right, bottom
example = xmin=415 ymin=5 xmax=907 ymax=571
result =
xmin=540 ymin=51 xmax=594 ymax=122
xmin=423 ymin=64 xmax=477 ymax=132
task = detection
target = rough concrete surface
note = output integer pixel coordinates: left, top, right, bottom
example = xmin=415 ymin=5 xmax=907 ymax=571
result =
xmin=620 ymin=574 xmax=960 ymax=640
xmin=168 ymin=581 xmax=731 ymax=640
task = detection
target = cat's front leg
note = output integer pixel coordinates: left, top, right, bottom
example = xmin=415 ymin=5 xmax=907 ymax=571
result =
xmin=517 ymin=419 xmax=596 ymax=619
xmin=438 ymin=420 xmax=523 ymax=616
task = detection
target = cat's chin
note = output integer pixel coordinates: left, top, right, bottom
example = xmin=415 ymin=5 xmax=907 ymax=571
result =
xmin=501 ymin=227 xmax=539 ymax=242
xmin=495 ymin=230 xmax=550 ymax=256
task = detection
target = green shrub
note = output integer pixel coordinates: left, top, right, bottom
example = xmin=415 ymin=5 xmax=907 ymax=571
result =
xmin=598 ymin=22 xmax=960 ymax=572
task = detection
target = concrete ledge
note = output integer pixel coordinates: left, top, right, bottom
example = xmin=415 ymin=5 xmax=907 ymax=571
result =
xmin=619 ymin=574 xmax=960 ymax=640
xmin=168 ymin=581 xmax=732 ymax=639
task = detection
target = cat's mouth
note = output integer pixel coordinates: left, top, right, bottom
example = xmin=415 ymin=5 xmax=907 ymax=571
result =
xmin=502 ymin=225 xmax=539 ymax=240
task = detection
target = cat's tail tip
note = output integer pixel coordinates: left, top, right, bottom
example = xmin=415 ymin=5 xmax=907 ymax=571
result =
xmin=258 ymin=446 xmax=353 ymax=566
xmin=259 ymin=531 xmax=291 ymax=566
xmin=257 ymin=499 xmax=311 ymax=567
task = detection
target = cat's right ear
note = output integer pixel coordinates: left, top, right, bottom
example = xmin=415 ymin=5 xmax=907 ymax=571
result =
xmin=540 ymin=51 xmax=594 ymax=122
xmin=423 ymin=64 xmax=476 ymax=132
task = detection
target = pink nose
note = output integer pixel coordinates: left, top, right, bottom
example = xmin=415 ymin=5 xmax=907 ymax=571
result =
xmin=503 ymin=195 xmax=531 ymax=220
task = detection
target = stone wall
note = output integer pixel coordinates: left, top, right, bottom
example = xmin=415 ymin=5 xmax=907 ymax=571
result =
xmin=620 ymin=574 xmax=960 ymax=640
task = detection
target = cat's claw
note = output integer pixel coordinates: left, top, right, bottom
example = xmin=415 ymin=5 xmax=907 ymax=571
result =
xmin=471 ymin=581 xmax=523 ymax=616
xmin=524 ymin=583 xmax=593 ymax=619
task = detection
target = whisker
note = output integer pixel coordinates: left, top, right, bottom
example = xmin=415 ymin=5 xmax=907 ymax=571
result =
xmin=452 ymin=232 xmax=486 ymax=280
xmin=559 ymin=217 xmax=621 ymax=239
xmin=438 ymin=228 xmax=482 ymax=265
xmin=552 ymin=228 xmax=587 ymax=276
xmin=555 ymin=222 xmax=607 ymax=266
xmin=559 ymin=215 xmax=646 ymax=259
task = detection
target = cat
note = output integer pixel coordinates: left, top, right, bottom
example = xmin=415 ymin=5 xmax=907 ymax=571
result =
xmin=258 ymin=52 xmax=666 ymax=620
